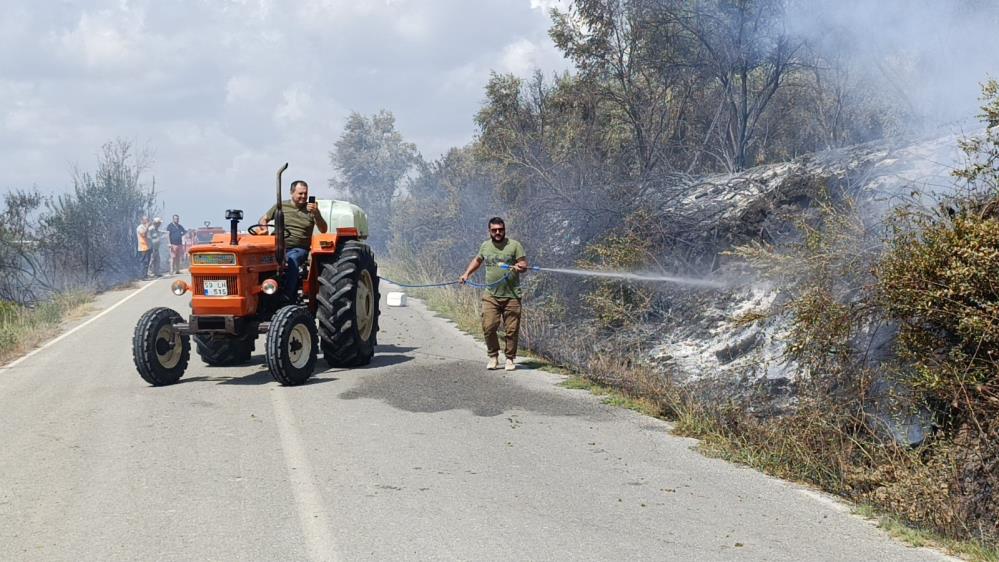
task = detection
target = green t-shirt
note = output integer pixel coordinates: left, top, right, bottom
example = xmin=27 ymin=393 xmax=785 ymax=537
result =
xmin=477 ymin=238 xmax=526 ymax=299
xmin=264 ymin=200 xmax=315 ymax=250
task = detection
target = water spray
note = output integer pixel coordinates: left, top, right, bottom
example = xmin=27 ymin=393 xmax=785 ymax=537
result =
xmin=498 ymin=264 xmax=725 ymax=289
xmin=379 ymin=263 xmax=726 ymax=293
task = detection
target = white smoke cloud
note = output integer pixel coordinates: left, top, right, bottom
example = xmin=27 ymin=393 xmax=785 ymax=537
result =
xmin=787 ymin=0 xmax=999 ymax=129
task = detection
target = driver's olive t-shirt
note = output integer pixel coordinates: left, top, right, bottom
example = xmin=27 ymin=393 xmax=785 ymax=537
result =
xmin=264 ymin=200 xmax=315 ymax=249
xmin=477 ymin=238 xmax=526 ymax=299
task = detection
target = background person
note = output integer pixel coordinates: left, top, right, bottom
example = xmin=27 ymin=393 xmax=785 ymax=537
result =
xmin=459 ymin=217 xmax=528 ymax=371
xmin=260 ymin=180 xmax=328 ymax=301
xmin=167 ymin=214 xmax=187 ymax=274
xmin=136 ymin=216 xmax=151 ymax=278
xmin=147 ymin=217 xmax=163 ymax=277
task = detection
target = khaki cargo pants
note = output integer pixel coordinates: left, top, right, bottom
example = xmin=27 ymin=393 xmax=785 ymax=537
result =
xmin=482 ymin=294 xmax=522 ymax=359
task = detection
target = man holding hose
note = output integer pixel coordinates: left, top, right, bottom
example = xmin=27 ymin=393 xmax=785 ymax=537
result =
xmin=459 ymin=217 xmax=529 ymax=371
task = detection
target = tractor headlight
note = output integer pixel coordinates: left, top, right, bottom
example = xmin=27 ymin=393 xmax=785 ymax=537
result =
xmin=171 ymin=280 xmax=189 ymax=296
xmin=261 ymin=278 xmax=279 ymax=295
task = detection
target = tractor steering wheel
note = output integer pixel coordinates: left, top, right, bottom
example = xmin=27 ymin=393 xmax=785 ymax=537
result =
xmin=247 ymin=223 xmax=291 ymax=238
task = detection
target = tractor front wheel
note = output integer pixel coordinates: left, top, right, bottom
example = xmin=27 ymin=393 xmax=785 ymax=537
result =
xmin=133 ymin=307 xmax=190 ymax=386
xmin=265 ymin=305 xmax=318 ymax=386
xmin=316 ymin=241 xmax=380 ymax=368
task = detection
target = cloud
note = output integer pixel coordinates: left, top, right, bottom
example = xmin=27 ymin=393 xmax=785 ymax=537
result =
xmin=274 ymin=84 xmax=314 ymax=123
xmin=58 ymin=10 xmax=141 ymax=69
xmin=499 ymin=37 xmax=563 ymax=76
xmin=529 ymin=0 xmax=570 ymax=13
xmin=0 ymin=0 xmax=570 ymax=223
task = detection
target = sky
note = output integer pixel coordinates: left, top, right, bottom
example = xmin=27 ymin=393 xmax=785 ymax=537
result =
xmin=0 ymin=0 xmax=571 ymax=227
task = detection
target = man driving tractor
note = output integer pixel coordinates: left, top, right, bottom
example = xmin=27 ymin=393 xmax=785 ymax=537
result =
xmin=260 ymin=179 xmax=328 ymax=300
xmin=132 ymin=163 xmax=381 ymax=388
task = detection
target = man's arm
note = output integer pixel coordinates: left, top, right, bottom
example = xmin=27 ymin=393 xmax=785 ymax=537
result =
xmin=312 ymin=207 xmax=328 ymax=233
xmin=512 ymin=241 xmax=528 ymax=272
xmin=459 ymin=256 xmax=483 ymax=284
xmin=259 ymin=205 xmax=276 ymax=228
xmin=513 ymin=256 xmax=529 ymax=272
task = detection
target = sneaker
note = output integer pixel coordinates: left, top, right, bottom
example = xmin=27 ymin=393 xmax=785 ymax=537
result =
xmin=486 ymin=356 xmax=500 ymax=370
xmin=505 ymin=358 xmax=516 ymax=371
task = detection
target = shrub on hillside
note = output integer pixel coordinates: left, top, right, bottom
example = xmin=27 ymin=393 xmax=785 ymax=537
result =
xmin=877 ymin=79 xmax=999 ymax=430
xmin=870 ymin=80 xmax=999 ymax=544
xmin=578 ymin=209 xmax=658 ymax=330
xmin=878 ymin=205 xmax=999 ymax=424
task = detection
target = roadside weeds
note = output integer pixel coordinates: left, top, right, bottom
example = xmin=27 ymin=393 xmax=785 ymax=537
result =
xmin=0 ymin=292 xmax=95 ymax=366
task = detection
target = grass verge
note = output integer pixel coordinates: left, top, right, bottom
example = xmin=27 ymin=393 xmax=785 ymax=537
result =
xmin=853 ymin=505 xmax=999 ymax=562
xmin=558 ymin=374 xmax=665 ymax=418
xmin=378 ymin=262 xmax=483 ymax=336
xmin=0 ymin=292 xmax=95 ymax=365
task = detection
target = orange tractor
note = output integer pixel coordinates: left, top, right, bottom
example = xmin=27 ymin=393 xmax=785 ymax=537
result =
xmin=132 ymin=163 xmax=380 ymax=386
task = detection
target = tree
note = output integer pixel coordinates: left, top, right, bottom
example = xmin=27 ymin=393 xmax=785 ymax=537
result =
xmin=37 ymin=139 xmax=157 ymax=287
xmin=0 ymin=189 xmax=47 ymax=303
xmin=475 ymin=71 xmax=637 ymax=256
xmin=389 ymin=146 xmax=495 ymax=276
xmin=329 ymin=111 xmax=420 ymax=251
xmin=550 ymin=0 xmax=702 ymax=175
xmin=653 ymin=0 xmax=801 ymax=171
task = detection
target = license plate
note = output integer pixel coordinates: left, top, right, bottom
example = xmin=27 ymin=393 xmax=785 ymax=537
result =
xmin=203 ymin=280 xmax=228 ymax=296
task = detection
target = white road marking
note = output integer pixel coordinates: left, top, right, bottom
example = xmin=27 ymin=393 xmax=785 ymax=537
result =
xmin=271 ymin=388 xmax=340 ymax=562
xmin=1 ymin=280 xmax=158 ymax=370
xmin=796 ymin=488 xmax=849 ymax=513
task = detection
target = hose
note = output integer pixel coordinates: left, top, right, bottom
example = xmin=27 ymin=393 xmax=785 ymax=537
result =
xmin=378 ymin=272 xmax=511 ymax=290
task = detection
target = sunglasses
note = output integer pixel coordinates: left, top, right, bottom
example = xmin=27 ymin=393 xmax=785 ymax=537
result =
xmin=490 ymin=228 xmax=505 ymax=233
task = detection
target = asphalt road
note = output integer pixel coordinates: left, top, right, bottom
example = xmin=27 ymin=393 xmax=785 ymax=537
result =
xmin=0 ymin=277 xmax=950 ymax=561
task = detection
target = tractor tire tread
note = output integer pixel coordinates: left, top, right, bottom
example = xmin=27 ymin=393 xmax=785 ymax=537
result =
xmin=195 ymin=333 xmax=255 ymax=366
xmin=132 ymin=307 xmax=190 ymax=386
xmin=265 ymin=305 xmax=318 ymax=386
xmin=314 ymin=241 xmax=380 ymax=368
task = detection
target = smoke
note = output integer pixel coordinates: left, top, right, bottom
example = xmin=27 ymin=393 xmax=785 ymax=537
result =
xmin=787 ymin=0 xmax=999 ymax=130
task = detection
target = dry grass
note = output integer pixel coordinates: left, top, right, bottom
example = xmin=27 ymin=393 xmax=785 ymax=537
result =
xmin=0 ymin=292 xmax=94 ymax=365
xmin=378 ymin=261 xmax=485 ymax=336
xmin=854 ymin=505 xmax=999 ymax=562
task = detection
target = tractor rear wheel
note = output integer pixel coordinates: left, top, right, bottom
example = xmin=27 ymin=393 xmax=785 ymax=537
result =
xmin=316 ymin=240 xmax=380 ymax=368
xmin=133 ymin=307 xmax=190 ymax=386
xmin=265 ymin=304 xmax=318 ymax=386
xmin=194 ymin=333 xmax=255 ymax=366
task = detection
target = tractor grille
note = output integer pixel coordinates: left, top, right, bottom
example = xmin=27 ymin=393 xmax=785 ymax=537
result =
xmin=192 ymin=275 xmax=239 ymax=296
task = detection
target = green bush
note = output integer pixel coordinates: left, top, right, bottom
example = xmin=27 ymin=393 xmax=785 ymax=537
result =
xmin=878 ymin=210 xmax=999 ymax=419
xmin=867 ymin=80 xmax=999 ymax=545
xmin=877 ymin=79 xmax=999 ymax=428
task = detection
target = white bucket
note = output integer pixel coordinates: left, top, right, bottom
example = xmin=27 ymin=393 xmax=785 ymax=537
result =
xmin=386 ymin=291 xmax=407 ymax=307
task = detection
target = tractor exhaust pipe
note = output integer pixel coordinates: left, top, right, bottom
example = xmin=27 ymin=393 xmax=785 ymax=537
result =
xmin=274 ymin=162 xmax=288 ymax=271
